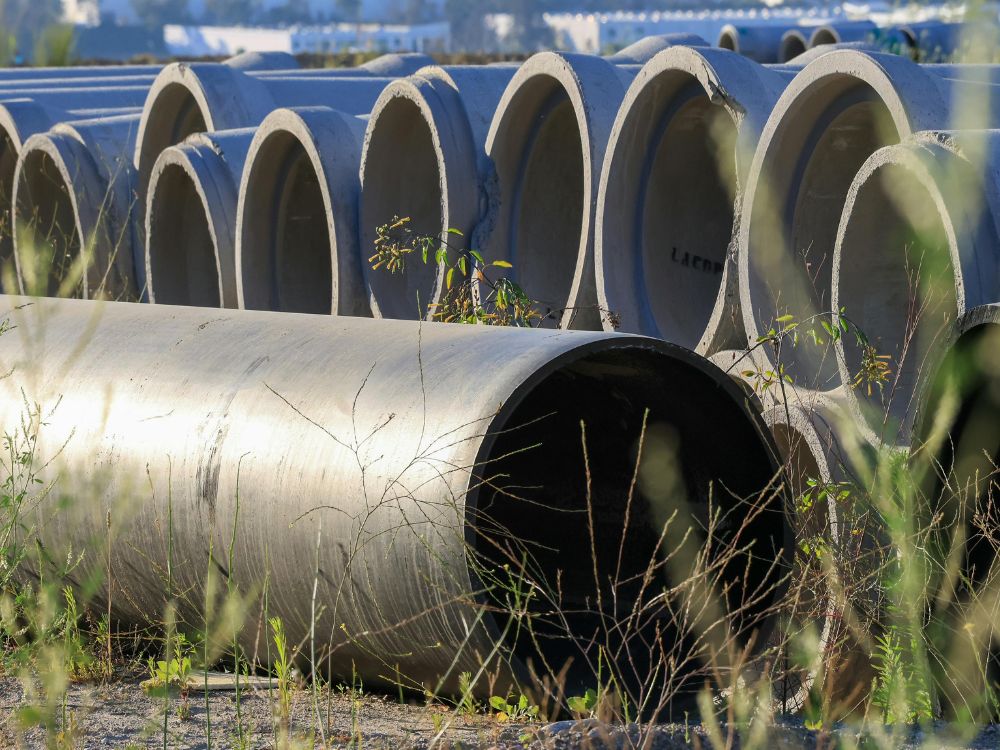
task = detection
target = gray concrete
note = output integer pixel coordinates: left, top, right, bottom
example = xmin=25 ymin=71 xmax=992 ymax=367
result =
xmin=808 ymin=20 xmax=877 ymax=48
xmin=484 ymin=51 xmax=637 ymax=330
xmin=236 ymin=107 xmax=369 ymax=315
xmin=595 ymin=46 xmax=792 ymax=353
xmin=12 ymin=114 xmax=142 ymax=300
xmin=0 ymin=294 xmax=788 ymax=695
xmin=145 ymin=128 xmax=255 ymax=308
xmin=717 ymin=23 xmax=797 ymax=64
xmin=779 ymin=29 xmax=809 ymax=63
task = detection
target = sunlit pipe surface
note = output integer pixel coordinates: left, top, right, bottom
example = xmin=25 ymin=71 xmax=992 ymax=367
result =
xmin=0 ymin=295 xmax=790 ymax=695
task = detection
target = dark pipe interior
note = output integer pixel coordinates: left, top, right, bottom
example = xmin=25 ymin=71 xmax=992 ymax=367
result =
xmin=473 ymin=348 xmax=787 ymax=695
xmin=139 ymin=83 xmax=208 ymax=190
xmin=147 ymin=162 xmax=221 ymax=307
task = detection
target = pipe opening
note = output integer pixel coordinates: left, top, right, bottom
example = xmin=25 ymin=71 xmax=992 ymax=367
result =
xmin=718 ymin=30 xmax=738 ymax=52
xmin=473 ymin=347 xmax=787 ymax=692
xmin=138 ymin=83 xmax=208 ymax=189
xmin=811 ymin=29 xmax=839 ymax=47
xmin=147 ymin=162 xmax=221 ymax=307
xmin=781 ymin=33 xmax=808 ymax=62
xmin=0 ymin=130 xmax=17 ymax=286
xmin=747 ymin=77 xmax=898 ymax=387
xmin=771 ymin=422 xmax=823 ymax=498
xmin=361 ymin=97 xmax=442 ymax=319
xmin=640 ymin=85 xmax=736 ymax=346
xmin=15 ymin=149 xmax=82 ymax=297
xmin=240 ymin=130 xmax=331 ymax=313
xmin=493 ymin=77 xmax=585 ymax=325
xmin=838 ymin=163 xmax=956 ymax=433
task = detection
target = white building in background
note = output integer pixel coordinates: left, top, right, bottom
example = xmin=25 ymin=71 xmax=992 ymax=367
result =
xmin=163 ymin=21 xmax=450 ymax=55
xmin=67 ymin=0 xmax=446 ymax=25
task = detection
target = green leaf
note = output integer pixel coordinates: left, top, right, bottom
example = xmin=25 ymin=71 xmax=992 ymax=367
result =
xmin=518 ymin=695 xmax=528 ymax=710
xmin=447 ymin=227 xmax=464 ymax=236
xmin=490 ymin=696 xmax=508 ymax=712
xmin=471 ymin=250 xmax=485 ymax=264
xmin=446 ymin=267 xmax=455 ymax=290
xmin=492 ymin=260 xmax=513 ymax=268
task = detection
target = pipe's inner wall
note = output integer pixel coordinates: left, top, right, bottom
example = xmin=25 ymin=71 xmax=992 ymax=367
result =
xmin=138 ymin=83 xmax=208 ymax=189
xmin=771 ymin=421 xmax=823 ymax=500
xmin=361 ymin=96 xmax=442 ymax=319
xmin=147 ymin=162 xmax=221 ymax=307
xmin=16 ymin=149 xmax=82 ymax=297
xmin=492 ymin=76 xmax=585 ymax=326
xmin=917 ymin=322 xmax=1000 ymax=709
xmin=640 ymin=81 xmax=736 ymax=346
xmin=837 ymin=163 xmax=956 ymax=434
xmin=781 ymin=34 xmax=808 ymax=62
xmin=718 ymin=30 xmax=738 ymax=51
xmin=811 ymin=29 xmax=839 ymax=46
xmin=746 ymin=77 xmax=898 ymax=387
xmin=474 ymin=348 xmax=786 ymax=692
xmin=240 ymin=130 xmax=332 ymax=313
xmin=0 ymin=130 xmax=17 ymax=288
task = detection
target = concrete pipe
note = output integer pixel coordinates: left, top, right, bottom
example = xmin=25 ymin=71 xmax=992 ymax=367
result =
xmin=237 ymin=107 xmax=368 ymax=315
xmin=0 ymin=64 xmax=160 ymax=81
xmin=484 ymin=52 xmax=636 ymax=330
xmin=594 ymin=47 xmax=793 ymax=352
xmin=737 ymin=49 xmax=998 ymax=393
xmin=717 ymin=23 xmax=797 ymax=64
xmin=808 ymin=21 xmax=877 ymax=49
xmin=780 ymin=30 xmax=809 ymax=63
xmin=606 ymin=33 xmax=709 ymax=64
xmin=255 ymin=52 xmax=433 ymax=78
xmin=900 ymin=21 xmax=973 ymax=63
xmin=134 ymin=65 xmax=395 ymax=198
xmin=0 ymin=295 xmax=790 ymax=696
xmin=145 ymin=128 xmax=255 ymax=308
xmin=13 ymin=114 xmax=142 ymax=300
xmin=359 ymin=64 xmax=517 ymax=320
xmin=832 ymin=132 xmax=1000 ymax=445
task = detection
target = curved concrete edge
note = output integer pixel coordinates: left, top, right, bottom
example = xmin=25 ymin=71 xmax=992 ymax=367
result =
xmin=808 ymin=20 xmax=877 ymax=48
xmin=145 ymin=129 xmax=255 ymax=308
xmin=779 ymin=29 xmax=809 ymax=63
xmin=236 ymin=106 xmax=369 ymax=316
xmin=606 ymin=33 xmax=709 ymax=64
xmin=485 ymin=51 xmax=635 ymax=331
xmin=831 ymin=133 xmax=1000 ymax=446
xmin=736 ymin=49 xmax=956 ymax=391
xmin=224 ymin=50 xmax=300 ymax=71
xmin=359 ymin=66 xmax=516 ymax=321
xmin=594 ymin=46 xmax=793 ymax=352
xmin=717 ymin=23 xmax=794 ymax=64
xmin=359 ymin=52 xmax=436 ymax=76
xmin=13 ymin=115 xmax=143 ymax=300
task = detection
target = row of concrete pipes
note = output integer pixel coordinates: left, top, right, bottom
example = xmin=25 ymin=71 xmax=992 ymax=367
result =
xmin=1 ymin=35 xmax=999 ymax=704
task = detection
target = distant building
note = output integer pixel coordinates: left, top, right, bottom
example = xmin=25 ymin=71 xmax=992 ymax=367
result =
xmin=163 ymin=21 xmax=450 ymax=55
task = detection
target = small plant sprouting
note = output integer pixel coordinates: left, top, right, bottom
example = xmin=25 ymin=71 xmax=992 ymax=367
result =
xmin=142 ymin=633 xmax=193 ymax=694
xmin=455 ymin=671 xmax=479 ymax=717
xmin=488 ymin=693 xmax=539 ymax=723
xmin=270 ymin=616 xmax=295 ymax=733
xmin=566 ymin=687 xmax=598 ymax=718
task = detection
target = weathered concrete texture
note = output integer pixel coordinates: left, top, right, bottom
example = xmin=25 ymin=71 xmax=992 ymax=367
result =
xmin=605 ymin=33 xmax=709 ymax=64
xmin=717 ymin=23 xmax=798 ymax=64
xmin=0 ymin=295 xmax=788 ymax=696
xmin=236 ymin=107 xmax=369 ymax=315
xmin=484 ymin=52 xmax=636 ymax=330
xmin=736 ymin=49 xmax=1000 ymax=392
xmin=595 ymin=46 xmax=792 ymax=352
xmin=146 ymin=128 xmax=255 ymax=308
xmin=13 ymin=113 xmax=142 ymax=300
xmin=832 ymin=132 xmax=1000 ymax=444
xmin=359 ymin=65 xmax=517 ymax=319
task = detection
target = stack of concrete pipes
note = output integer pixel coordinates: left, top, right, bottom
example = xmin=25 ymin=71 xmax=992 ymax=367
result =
xmin=2 ymin=33 xmax=1000 ymax=700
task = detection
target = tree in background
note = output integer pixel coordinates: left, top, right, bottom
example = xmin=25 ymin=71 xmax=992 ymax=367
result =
xmin=0 ymin=0 xmax=64 ymax=63
xmin=130 ymin=0 xmax=191 ymax=28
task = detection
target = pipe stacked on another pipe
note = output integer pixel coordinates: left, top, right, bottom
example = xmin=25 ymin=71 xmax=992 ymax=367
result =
xmin=0 ymin=294 xmax=790 ymax=698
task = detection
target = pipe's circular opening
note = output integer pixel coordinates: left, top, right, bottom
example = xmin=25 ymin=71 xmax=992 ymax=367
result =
xmin=781 ymin=33 xmax=808 ymax=62
xmin=147 ymin=162 xmax=221 ymax=307
xmin=746 ymin=76 xmax=898 ymax=387
xmin=472 ymin=346 xmax=787 ymax=693
xmin=770 ymin=422 xmax=823 ymax=499
xmin=718 ymin=29 xmax=739 ymax=52
xmin=811 ymin=29 xmax=839 ymax=47
xmin=138 ymin=83 xmax=208 ymax=190
xmin=240 ymin=130 xmax=332 ymax=313
xmin=837 ymin=163 xmax=956 ymax=433
xmin=492 ymin=76 xmax=585 ymax=325
xmin=15 ymin=149 xmax=81 ymax=297
xmin=0 ymin=130 xmax=18 ymax=285
xmin=360 ymin=97 xmax=442 ymax=320
xmin=641 ymin=86 xmax=736 ymax=346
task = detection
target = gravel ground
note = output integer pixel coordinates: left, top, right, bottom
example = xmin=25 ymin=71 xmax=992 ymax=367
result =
xmin=4 ymin=675 xmax=1000 ymax=748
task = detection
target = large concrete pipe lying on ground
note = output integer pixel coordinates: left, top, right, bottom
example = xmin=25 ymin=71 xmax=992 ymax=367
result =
xmin=808 ymin=20 xmax=877 ymax=48
xmin=134 ymin=54 xmax=433 ymax=196
xmin=594 ymin=47 xmax=792 ymax=352
xmin=145 ymin=128 xmax=255 ymax=308
xmin=780 ymin=29 xmax=809 ymax=63
xmin=717 ymin=23 xmax=797 ymax=64
xmin=236 ymin=107 xmax=368 ymax=315
xmin=483 ymin=52 xmax=636 ymax=330
xmin=737 ymin=49 xmax=1000 ymax=393
xmin=359 ymin=64 xmax=518 ymax=320
xmin=0 ymin=295 xmax=790 ymax=697
xmin=13 ymin=114 xmax=142 ymax=300
xmin=606 ymin=33 xmax=709 ymax=64
xmin=831 ymin=131 xmax=1000 ymax=444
